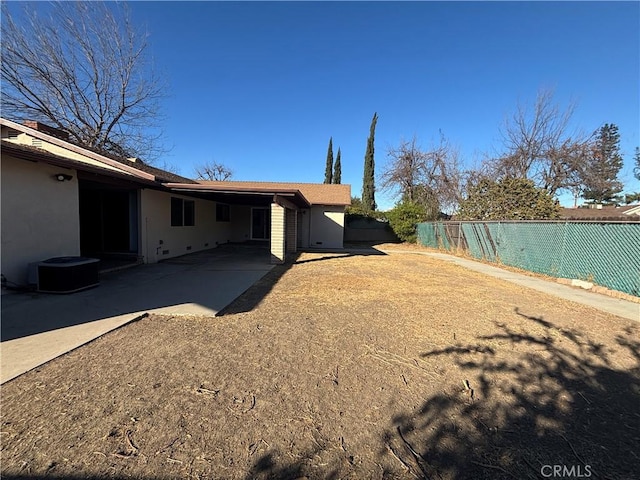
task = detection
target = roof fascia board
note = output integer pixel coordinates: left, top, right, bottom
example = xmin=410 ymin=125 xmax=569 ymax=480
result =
xmin=623 ymin=205 xmax=640 ymax=215
xmin=0 ymin=118 xmax=155 ymax=181
xmin=168 ymin=187 xmax=276 ymax=196
xmin=164 ymin=182 xmax=310 ymax=207
xmin=273 ymin=194 xmax=300 ymax=210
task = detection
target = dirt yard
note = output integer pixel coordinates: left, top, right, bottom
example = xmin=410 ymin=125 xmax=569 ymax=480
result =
xmin=2 ymin=250 xmax=639 ymax=480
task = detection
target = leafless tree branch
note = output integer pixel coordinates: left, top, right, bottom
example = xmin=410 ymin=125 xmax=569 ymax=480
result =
xmin=195 ymin=161 xmax=234 ymax=181
xmin=1 ymin=1 xmax=167 ymax=162
xmin=381 ymin=133 xmax=464 ymax=213
xmin=489 ymin=88 xmax=593 ymax=197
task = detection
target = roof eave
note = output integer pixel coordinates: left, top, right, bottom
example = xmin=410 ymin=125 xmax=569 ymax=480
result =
xmin=1 ymin=118 xmax=155 ymax=181
xmin=163 ymin=182 xmax=311 ymax=208
xmin=1 ymin=141 xmax=157 ymax=185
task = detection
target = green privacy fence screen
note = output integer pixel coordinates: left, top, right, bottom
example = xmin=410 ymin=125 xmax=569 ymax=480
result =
xmin=416 ymin=221 xmax=640 ymax=297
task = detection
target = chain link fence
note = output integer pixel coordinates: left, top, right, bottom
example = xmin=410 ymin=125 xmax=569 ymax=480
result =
xmin=417 ymin=221 xmax=640 ymax=297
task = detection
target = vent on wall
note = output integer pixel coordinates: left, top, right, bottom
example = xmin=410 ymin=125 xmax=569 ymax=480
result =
xmin=32 ymin=138 xmax=43 ymax=148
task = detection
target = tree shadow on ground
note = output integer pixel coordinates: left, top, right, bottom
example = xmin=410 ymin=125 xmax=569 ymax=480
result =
xmin=383 ymin=308 xmax=640 ymax=479
xmin=243 ymin=446 xmax=357 ymax=480
xmin=244 ymin=451 xmax=315 ymax=480
xmin=217 ymin=246 xmax=386 ymax=315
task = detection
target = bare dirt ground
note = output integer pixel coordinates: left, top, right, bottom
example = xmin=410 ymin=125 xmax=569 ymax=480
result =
xmin=2 ymin=251 xmax=639 ymax=480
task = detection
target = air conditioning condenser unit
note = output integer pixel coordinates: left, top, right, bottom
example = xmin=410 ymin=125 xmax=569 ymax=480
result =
xmin=33 ymin=257 xmax=100 ymax=294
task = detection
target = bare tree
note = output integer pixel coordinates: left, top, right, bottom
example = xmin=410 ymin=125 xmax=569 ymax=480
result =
xmin=1 ymin=1 xmax=166 ymax=161
xmin=381 ymin=134 xmax=463 ymax=213
xmin=195 ymin=161 xmax=233 ymax=181
xmin=490 ymin=88 xmax=593 ymax=197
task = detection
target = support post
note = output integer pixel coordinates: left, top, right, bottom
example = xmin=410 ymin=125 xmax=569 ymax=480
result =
xmin=270 ymin=203 xmax=286 ymax=264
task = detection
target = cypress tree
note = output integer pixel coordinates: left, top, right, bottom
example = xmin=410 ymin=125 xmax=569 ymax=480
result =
xmin=583 ymin=123 xmax=624 ymax=204
xmin=362 ymin=112 xmax=378 ymax=212
xmin=324 ymin=137 xmax=333 ymax=184
xmin=333 ymin=148 xmax=342 ymax=184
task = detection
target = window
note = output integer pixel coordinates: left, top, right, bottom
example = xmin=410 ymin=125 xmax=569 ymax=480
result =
xmin=171 ymin=198 xmax=182 ymax=226
xmin=216 ymin=203 xmax=230 ymax=222
xmin=171 ymin=197 xmax=195 ymax=226
xmin=184 ymin=200 xmax=195 ymax=226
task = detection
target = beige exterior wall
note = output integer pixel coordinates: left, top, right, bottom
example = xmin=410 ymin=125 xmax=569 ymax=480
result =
xmin=1 ymin=155 xmax=81 ymax=284
xmin=309 ymin=206 xmax=345 ymax=249
xmin=270 ymin=203 xmax=285 ymax=263
xmin=140 ymin=189 xmax=228 ymax=263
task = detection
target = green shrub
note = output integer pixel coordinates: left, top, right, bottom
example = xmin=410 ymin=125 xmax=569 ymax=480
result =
xmin=457 ymin=177 xmax=560 ymax=220
xmin=386 ymin=201 xmax=431 ymax=243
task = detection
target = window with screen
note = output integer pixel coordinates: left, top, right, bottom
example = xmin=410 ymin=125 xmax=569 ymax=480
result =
xmin=216 ymin=203 xmax=230 ymax=222
xmin=171 ymin=197 xmax=195 ymax=226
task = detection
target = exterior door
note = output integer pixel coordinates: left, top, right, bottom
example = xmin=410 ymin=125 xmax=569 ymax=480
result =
xmin=251 ymin=207 xmax=270 ymax=240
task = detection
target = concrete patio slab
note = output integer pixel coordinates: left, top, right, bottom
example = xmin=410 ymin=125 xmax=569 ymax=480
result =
xmin=1 ymin=246 xmax=273 ymax=384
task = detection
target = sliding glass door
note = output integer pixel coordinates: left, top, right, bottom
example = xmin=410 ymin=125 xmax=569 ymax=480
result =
xmin=251 ymin=207 xmax=270 ymax=240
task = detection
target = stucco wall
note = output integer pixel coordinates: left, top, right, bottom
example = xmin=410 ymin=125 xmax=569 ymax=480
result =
xmin=1 ymin=155 xmax=81 ymax=285
xmin=309 ymin=206 xmax=345 ymax=249
xmin=140 ymin=189 xmax=228 ymax=263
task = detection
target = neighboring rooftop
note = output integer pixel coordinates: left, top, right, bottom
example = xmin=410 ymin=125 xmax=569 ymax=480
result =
xmin=560 ymin=205 xmax=640 ymax=220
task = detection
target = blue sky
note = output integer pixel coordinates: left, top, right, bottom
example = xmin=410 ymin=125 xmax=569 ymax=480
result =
xmin=12 ymin=1 xmax=640 ymax=209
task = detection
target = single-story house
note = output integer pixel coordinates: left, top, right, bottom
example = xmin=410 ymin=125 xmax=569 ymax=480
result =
xmin=1 ymin=118 xmax=351 ymax=287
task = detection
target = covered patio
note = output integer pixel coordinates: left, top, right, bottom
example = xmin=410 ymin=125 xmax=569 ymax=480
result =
xmin=164 ymin=182 xmax=311 ymax=264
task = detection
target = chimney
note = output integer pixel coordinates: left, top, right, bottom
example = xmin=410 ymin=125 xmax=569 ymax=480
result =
xmin=23 ymin=121 xmax=69 ymax=141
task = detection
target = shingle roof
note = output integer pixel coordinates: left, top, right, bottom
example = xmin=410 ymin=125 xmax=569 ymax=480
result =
xmin=1 ymin=117 xmax=195 ymax=184
xmin=195 ymin=181 xmax=351 ymax=206
xmin=560 ymin=206 xmax=639 ymax=220
xmin=113 ymin=157 xmax=196 ymax=184
xmin=2 ymin=118 xmax=350 ymax=199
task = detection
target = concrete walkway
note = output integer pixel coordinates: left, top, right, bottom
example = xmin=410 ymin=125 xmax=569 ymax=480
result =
xmin=381 ymin=249 xmax=639 ymax=322
xmin=1 ymin=246 xmax=273 ymax=384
